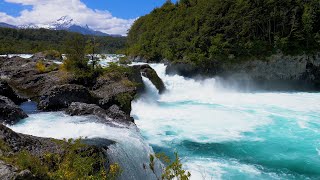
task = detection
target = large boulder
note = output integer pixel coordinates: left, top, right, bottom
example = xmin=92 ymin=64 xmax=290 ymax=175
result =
xmin=0 ymin=81 xmax=25 ymax=105
xmin=0 ymin=57 xmax=68 ymax=99
xmin=38 ymin=84 xmax=96 ymax=111
xmin=0 ymin=96 xmax=27 ymax=125
xmin=66 ymin=102 xmax=134 ymax=123
xmin=66 ymin=102 xmax=108 ymax=119
xmin=92 ymin=74 xmax=136 ymax=113
xmin=133 ymin=64 xmax=166 ymax=94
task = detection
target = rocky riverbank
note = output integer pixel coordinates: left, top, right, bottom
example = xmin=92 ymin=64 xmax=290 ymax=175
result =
xmin=0 ymin=56 xmax=165 ymax=179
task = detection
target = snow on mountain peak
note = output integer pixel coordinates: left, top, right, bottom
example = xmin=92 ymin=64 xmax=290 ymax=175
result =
xmin=51 ymin=16 xmax=75 ymax=29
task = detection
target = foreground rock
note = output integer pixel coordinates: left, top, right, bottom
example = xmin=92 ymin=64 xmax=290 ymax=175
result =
xmin=0 ymin=81 xmax=25 ymax=105
xmin=0 ymin=125 xmax=113 ymax=180
xmin=0 ymin=161 xmax=33 ymax=180
xmin=66 ymin=102 xmax=133 ymax=123
xmin=38 ymin=84 xmax=97 ymax=111
xmin=0 ymin=96 xmax=27 ymax=125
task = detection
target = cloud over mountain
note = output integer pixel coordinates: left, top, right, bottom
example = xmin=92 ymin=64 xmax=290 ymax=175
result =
xmin=0 ymin=0 xmax=135 ymax=35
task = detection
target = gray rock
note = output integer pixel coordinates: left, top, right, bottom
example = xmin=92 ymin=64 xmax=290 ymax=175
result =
xmin=0 ymin=96 xmax=28 ymax=125
xmin=66 ymin=102 xmax=108 ymax=119
xmin=66 ymin=102 xmax=134 ymax=123
xmin=0 ymin=160 xmax=19 ymax=180
xmin=38 ymin=84 xmax=97 ymax=111
xmin=107 ymin=105 xmax=134 ymax=123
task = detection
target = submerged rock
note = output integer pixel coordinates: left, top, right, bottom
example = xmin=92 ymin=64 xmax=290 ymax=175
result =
xmin=38 ymin=84 xmax=96 ymax=111
xmin=0 ymin=96 xmax=27 ymax=125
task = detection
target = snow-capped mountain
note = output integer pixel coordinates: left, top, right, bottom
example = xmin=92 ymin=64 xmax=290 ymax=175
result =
xmin=1 ymin=16 xmax=113 ymax=36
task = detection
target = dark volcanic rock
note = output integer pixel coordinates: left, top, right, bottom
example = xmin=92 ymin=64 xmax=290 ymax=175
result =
xmin=0 ymin=57 xmax=67 ymax=98
xmin=0 ymin=124 xmax=65 ymax=156
xmin=0 ymin=81 xmax=26 ymax=105
xmin=66 ymin=102 xmax=134 ymax=123
xmin=38 ymin=84 xmax=96 ymax=111
xmin=133 ymin=64 xmax=166 ymax=94
xmin=66 ymin=102 xmax=108 ymax=119
xmin=107 ymin=105 xmax=134 ymax=123
xmin=92 ymin=74 xmax=136 ymax=113
xmin=0 ymin=96 xmax=28 ymax=125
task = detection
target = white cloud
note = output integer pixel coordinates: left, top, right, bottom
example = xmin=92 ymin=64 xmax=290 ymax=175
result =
xmin=0 ymin=0 xmax=135 ymax=35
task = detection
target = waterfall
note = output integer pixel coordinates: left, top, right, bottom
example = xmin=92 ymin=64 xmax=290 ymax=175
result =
xmin=132 ymin=63 xmax=320 ymax=179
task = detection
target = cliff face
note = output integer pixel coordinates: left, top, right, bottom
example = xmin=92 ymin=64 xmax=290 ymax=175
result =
xmin=166 ymin=53 xmax=320 ymax=91
xmin=222 ymin=53 xmax=320 ymax=81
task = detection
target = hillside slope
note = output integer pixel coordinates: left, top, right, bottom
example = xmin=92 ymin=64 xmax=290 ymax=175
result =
xmin=127 ymin=0 xmax=320 ymax=64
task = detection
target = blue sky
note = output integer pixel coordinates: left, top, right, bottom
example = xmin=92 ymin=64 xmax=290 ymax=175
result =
xmin=0 ymin=0 xmax=176 ymax=19
xmin=0 ymin=0 xmax=177 ymax=35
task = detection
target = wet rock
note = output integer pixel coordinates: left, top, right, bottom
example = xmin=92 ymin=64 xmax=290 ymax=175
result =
xmin=66 ymin=102 xmax=108 ymax=119
xmin=107 ymin=105 xmax=134 ymax=123
xmin=38 ymin=84 xmax=96 ymax=111
xmin=66 ymin=102 xmax=134 ymax=123
xmin=0 ymin=124 xmax=65 ymax=156
xmin=133 ymin=64 xmax=166 ymax=94
xmin=0 ymin=96 xmax=27 ymax=125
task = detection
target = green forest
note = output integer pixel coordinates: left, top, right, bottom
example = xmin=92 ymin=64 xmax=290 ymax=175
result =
xmin=126 ymin=0 xmax=320 ymax=64
xmin=0 ymin=27 xmax=126 ymax=54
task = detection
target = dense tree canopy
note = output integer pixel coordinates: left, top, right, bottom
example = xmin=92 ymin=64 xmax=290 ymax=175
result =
xmin=0 ymin=27 xmax=126 ymax=54
xmin=127 ymin=0 xmax=320 ymax=64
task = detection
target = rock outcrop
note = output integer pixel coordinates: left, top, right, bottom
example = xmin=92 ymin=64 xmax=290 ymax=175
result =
xmin=0 ymin=161 xmax=34 ymax=180
xmin=0 ymin=57 xmax=68 ymax=98
xmin=133 ymin=64 xmax=166 ymax=94
xmin=0 ymin=81 xmax=25 ymax=105
xmin=0 ymin=96 xmax=28 ymax=125
xmin=38 ymin=84 xmax=96 ymax=111
xmin=32 ymin=51 xmax=62 ymax=61
xmin=0 ymin=125 xmax=113 ymax=180
xmin=92 ymin=73 xmax=136 ymax=114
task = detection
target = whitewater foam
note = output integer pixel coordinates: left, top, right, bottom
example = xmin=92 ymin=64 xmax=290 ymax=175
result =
xmin=132 ymin=63 xmax=320 ymax=179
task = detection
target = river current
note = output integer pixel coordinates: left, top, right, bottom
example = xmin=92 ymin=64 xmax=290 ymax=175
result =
xmin=132 ymin=64 xmax=320 ymax=180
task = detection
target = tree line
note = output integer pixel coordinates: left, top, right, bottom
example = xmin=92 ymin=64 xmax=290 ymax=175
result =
xmin=126 ymin=0 xmax=320 ymax=65
xmin=0 ymin=27 xmax=126 ymax=54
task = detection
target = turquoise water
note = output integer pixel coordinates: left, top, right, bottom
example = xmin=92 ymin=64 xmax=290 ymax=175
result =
xmin=132 ymin=64 xmax=320 ymax=180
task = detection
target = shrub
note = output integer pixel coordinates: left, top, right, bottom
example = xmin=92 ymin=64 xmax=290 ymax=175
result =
xmin=150 ymin=152 xmax=191 ymax=180
xmin=35 ymin=60 xmax=46 ymax=73
xmin=0 ymin=138 xmax=122 ymax=180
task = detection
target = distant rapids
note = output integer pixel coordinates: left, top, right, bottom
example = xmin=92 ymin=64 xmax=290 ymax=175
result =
xmin=132 ymin=64 xmax=320 ymax=180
